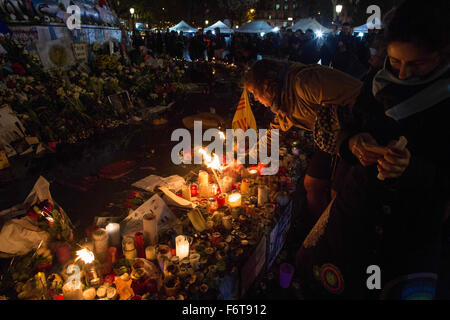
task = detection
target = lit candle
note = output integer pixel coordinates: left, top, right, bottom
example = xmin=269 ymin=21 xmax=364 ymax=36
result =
xmin=92 ymin=228 xmax=108 ymax=262
xmin=209 ymin=184 xmax=219 ymax=197
xmin=258 ymin=186 xmax=269 ymax=207
xmin=198 ymin=170 xmax=209 ymax=186
xmin=208 ymin=198 xmax=218 ymax=213
xmin=106 ymin=223 xmax=121 ymax=247
xmin=228 ymin=192 xmax=242 ymax=208
xmin=182 ymin=184 xmax=192 ymax=201
xmin=176 ymin=235 xmax=190 ymax=260
xmin=240 ymin=179 xmax=250 ymax=195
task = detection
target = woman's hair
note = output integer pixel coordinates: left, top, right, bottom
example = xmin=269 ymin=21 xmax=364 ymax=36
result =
xmin=243 ymin=59 xmax=286 ymax=98
xmin=384 ymin=0 xmax=449 ymax=52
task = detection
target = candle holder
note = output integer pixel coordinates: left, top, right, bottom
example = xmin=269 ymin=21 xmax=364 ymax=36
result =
xmin=164 ymin=276 xmax=180 ymax=297
xmin=207 ymin=198 xmax=218 ymax=213
xmin=228 ymin=192 xmax=242 ymax=208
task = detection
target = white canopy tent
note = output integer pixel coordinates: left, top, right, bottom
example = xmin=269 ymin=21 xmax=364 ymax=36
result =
xmin=235 ymin=20 xmax=274 ymax=34
xmin=169 ymin=20 xmax=198 ymax=33
xmin=204 ymin=20 xmax=234 ymax=34
xmin=289 ymin=18 xmax=331 ymax=33
xmin=353 ymin=18 xmax=383 ymax=34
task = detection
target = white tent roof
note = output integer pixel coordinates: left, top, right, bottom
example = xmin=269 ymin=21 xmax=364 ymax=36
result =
xmin=353 ymin=18 xmax=383 ymax=33
xmin=169 ymin=20 xmax=198 ymax=33
xmin=235 ymin=20 xmax=274 ymax=34
xmin=204 ymin=20 xmax=233 ymax=34
xmin=289 ymin=18 xmax=331 ymax=33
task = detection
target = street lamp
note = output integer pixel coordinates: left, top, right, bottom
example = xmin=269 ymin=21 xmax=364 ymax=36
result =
xmin=335 ymin=5 xmax=342 ymax=14
xmin=205 ymin=20 xmax=209 ymax=25
xmin=129 ymin=8 xmax=135 ymax=30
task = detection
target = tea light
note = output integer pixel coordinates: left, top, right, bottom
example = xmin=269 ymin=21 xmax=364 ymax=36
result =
xmin=176 ymin=235 xmax=190 ymax=260
xmin=240 ymin=179 xmax=250 ymax=195
xmin=189 ymin=253 xmax=201 ymax=271
xmin=145 ymin=245 xmax=157 ymax=260
xmin=198 ymin=170 xmax=209 ymax=186
xmin=105 ymin=223 xmax=121 ymax=247
xmin=228 ymin=192 xmax=242 ymax=208
xmin=182 ymin=184 xmax=192 ymax=201
xmin=222 ymin=176 xmax=233 ymax=193
xmin=258 ymin=186 xmax=269 ymax=207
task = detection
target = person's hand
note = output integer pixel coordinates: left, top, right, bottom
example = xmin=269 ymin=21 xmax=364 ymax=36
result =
xmin=377 ymin=140 xmax=411 ymax=179
xmin=348 ymin=132 xmax=384 ymax=166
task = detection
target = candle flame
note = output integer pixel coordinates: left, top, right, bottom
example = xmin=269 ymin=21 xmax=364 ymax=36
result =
xmin=75 ymin=248 xmax=95 ymax=264
xmin=218 ymin=131 xmax=225 ymax=140
xmin=228 ymin=193 xmax=241 ymax=202
xmin=199 ymin=148 xmax=222 ymax=171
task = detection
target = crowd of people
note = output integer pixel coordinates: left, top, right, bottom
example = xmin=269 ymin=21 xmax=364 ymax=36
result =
xmin=130 ymin=22 xmax=382 ymax=81
xmin=244 ymin=0 xmax=449 ymax=300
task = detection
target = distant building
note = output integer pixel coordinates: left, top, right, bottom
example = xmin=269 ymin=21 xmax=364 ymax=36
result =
xmin=256 ymin=0 xmax=299 ymax=28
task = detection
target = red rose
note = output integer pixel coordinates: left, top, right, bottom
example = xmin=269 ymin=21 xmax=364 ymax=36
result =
xmin=12 ymin=62 xmax=26 ymax=75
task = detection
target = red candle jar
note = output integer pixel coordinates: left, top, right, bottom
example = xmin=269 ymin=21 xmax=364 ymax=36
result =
xmin=170 ymin=248 xmax=176 ymax=257
xmin=190 ymin=184 xmax=198 ymax=197
xmin=134 ymin=232 xmax=145 ymax=258
xmin=55 ymin=295 xmax=64 ymax=300
xmin=215 ymin=194 xmax=227 ymax=208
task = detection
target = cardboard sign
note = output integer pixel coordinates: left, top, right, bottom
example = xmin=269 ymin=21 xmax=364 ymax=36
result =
xmin=107 ymin=91 xmax=132 ymax=114
xmin=72 ymin=42 xmax=88 ymax=62
xmin=267 ymin=201 xmax=293 ymax=270
xmin=241 ymin=235 xmax=266 ymax=297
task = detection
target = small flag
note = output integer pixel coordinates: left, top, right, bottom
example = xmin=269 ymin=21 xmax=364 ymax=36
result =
xmin=232 ymin=88 xmax=257 ymax=131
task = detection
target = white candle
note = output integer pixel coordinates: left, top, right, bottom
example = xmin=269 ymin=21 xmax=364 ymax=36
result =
xmin=258 ymin=186 xmax=269 ymax=206
xmin=105 ymin=223 xmax=120 ymax=247
xmin=182 ymin=184 xmax=192 ymax=201
xmin=176 ymin=235 xmax=190 ymax=260
xmin=222 ymin=176 xmax=233 ymax=193
xmin=198 ymin=183 xmax=209 ymax=198
xmin=228 ymin=192 xmax=242 ymax=208
xmin=92 ymin=228 xmax=108 ymax=262
xmin=198 ymin=170 xmax=209 ymax=186
xmin=143 ymin=213 xmax=158 ymax=246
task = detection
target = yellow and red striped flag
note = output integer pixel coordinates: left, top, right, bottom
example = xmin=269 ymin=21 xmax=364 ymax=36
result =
xmin=232 ymin=88 xmax=257 ymax=131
